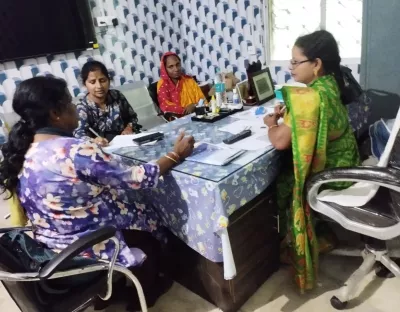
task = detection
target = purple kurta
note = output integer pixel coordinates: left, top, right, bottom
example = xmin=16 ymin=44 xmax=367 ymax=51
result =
xmin=17 ymin=138 xmax=161 ymax=267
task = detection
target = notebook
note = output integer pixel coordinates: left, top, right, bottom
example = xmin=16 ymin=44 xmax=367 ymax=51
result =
xmin=186 ymin=143 xmax=245 ymax=166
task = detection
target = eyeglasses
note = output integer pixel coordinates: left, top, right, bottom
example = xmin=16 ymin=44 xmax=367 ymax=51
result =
xmin=289 ymin=59 xmax=311 ymax=67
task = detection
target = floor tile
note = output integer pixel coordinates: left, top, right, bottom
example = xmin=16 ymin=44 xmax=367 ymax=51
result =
xmin=149 ymin=283 xmax=221 ymax=312
xmin=0 ymin=284 xmax=20 ymax=312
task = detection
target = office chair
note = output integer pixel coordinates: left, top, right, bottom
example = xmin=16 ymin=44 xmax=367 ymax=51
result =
xmin=0 ymin=226 xmax=147 ymax=312
xmin=147 ymin=81 xmax=178 ymax=122
xmin=307 ymin=123 xmax=400 ymax=310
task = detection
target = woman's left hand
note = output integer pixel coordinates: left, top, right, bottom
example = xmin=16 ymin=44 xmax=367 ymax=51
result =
xmin=263 ymin=113 xmax=279 ymax=128
xmin=121 ymin=125 xmax=133 ymax=135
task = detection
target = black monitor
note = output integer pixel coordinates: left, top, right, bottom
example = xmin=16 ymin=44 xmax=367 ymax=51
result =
xmin=0 ymin=0 xmax=96 ymax=62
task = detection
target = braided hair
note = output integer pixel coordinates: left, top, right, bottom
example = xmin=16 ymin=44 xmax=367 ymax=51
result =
xmin=0 ymin=77 xmax=71 ymax=197
xmin=295 ymin=30 xmax=352 ymax=104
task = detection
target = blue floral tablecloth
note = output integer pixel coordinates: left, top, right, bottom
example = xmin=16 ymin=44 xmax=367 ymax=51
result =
xmin=115 ymin=116 xmax=281 ymax=266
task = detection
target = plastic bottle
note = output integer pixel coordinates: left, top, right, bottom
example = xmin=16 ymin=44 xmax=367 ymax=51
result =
xmin=232 ymin=88 xmax=240 ymax=106
xmin=214 ymin=68 xmax=225 ymax=108
xmin=210 ymin=95 xmax=218 ymax=114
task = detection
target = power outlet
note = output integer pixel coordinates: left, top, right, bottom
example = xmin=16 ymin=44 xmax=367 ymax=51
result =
xmin=95 ymin=16 xmax=117 ymax=27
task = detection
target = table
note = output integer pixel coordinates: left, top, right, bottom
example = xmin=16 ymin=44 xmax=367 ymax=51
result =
xmin=114 ymin=114 xmax=281 ymax=277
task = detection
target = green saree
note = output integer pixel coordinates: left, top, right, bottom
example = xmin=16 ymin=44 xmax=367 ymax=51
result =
xmin=277 ymin=75 xmax=360 ymax=292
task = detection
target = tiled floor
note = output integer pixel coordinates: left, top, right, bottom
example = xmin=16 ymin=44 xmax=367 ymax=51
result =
xmin=1 ymin=254 xmax=400 ymax=312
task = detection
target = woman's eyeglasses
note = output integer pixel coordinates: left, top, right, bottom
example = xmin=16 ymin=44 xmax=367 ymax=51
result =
xmin=290 ymin=59 xmax=311 ymax=67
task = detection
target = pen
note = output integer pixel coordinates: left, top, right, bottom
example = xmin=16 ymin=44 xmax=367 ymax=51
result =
xmin=89 ymin=127 xmax=100 ymax=138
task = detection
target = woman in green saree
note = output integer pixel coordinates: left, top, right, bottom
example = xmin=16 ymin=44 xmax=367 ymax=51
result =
xmin=264 ymin=30 xmax=360 ymax=292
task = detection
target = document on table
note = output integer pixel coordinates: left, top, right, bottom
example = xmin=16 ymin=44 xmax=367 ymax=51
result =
xmin=219 ymin=119 xmax=264 ymax=134
xmin=230 ymin=106 xmax=275 ymax=122
xmin=102 ymin=132 xmax=159 ymax=153
xmin=220 ymin=133 xmax=274 ymax=151
xmin=218 ymin=120 xmax=274 ymax=151
xmin=186 ymin=143 xmax=245 ymax=166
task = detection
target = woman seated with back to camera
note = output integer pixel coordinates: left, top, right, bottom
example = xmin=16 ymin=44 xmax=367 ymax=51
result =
xmin=157 ymin=52 xmax=206 ymax=119
xmin=263 ymin=30 xmax=359 ymax=292
xmin=0 ymin=76 xmax=195 ymax=309
xmin=74 ymin=61 xmax=140 ymax=145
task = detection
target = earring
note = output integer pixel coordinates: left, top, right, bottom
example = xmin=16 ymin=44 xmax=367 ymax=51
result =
xmin=57 ymin=117 xmax=60 ymax=120
xmin=313 ymin=68 xmax=318 ymax=77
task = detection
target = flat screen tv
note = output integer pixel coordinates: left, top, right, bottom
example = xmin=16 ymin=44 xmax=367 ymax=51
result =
xmin=0 ymin=0 xmax=96 ymax=62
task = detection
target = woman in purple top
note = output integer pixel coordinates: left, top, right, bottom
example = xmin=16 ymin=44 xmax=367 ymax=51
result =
xmin=0 ymin=76 xmax=194 ymax=309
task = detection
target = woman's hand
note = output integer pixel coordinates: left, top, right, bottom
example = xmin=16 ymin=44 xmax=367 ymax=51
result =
xmin=263 ymin=113 xmax=279 ymax=128
xmin=93 ymin=137 xmax=109 ymax=146
xmin=274 ymin=104 xmax=285 ymax=119
xmin=121 ymin=125 xmax=133 ymax=135
xmin=184 ymin=103 xmax=197 ymax=115
xmin=173 ymin=132 xmax=195 ymax=159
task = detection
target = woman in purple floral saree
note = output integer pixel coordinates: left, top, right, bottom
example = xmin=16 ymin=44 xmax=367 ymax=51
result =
xmin=0 ymin=76 xmax=195 ymax=309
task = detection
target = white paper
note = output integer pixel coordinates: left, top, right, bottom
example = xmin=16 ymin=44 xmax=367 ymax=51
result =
xmin=218 ymin=133 xmax=273 ymax=151
xmin=219 ymin=120 xmax=264 ymax=135
xmin=102 ymin=132 xmax=159 ymax=153
xmin=218 ymin=119 xmax=273 ymax=151
xmin=186 ymin=143 xmax=245 ymax=166
xmin=231 ymin=107 xmax=275 ymax=122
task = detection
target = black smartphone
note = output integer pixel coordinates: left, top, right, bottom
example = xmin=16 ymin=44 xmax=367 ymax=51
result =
xmin=133 ymin=132 xmax=164 ymax=145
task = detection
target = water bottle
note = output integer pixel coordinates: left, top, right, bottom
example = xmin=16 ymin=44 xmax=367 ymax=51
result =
xmin=214 ymin=68 xmax=225 ymax=108
xmin=232 ymin=88 xmax=240 ymax=106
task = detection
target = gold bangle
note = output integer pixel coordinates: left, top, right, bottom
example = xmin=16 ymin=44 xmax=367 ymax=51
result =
xmin=268 ymin=124 xmax=279 ymax=130
xmin=164 ymin=155 xmax=178 ymax=164
xmin=169 ymin=151 xmax=180 ymax=160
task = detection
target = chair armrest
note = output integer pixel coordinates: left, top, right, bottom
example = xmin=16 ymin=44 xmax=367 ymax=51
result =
xmin=39 ymin=226 xmax=117 ymax=279
xmin=0 ymin=226 xmax=32 ymax=234
xmin=306 ymin=166 xmax=400 ymax=194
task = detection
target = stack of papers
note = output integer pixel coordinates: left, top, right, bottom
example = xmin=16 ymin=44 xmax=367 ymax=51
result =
xmin=186 ymin=143 xmax=245 ymax=166
xmin=102 ymin=132 xmax=159 ymax=153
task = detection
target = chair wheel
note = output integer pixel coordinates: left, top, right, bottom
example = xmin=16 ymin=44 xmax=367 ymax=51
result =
xmin=375 ymin=264 xmax=395 ymax=278
xmin=330 ymin=296 xmax=348 ymax=310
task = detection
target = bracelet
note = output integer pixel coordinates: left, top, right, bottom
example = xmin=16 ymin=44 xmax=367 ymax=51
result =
xmin=164 ymin=155 xmax=179 ymax=164
xmin=169 ymin=151 xmax=180 ymax=160
xmin=268 ymin=124 xmax=279 ymax=130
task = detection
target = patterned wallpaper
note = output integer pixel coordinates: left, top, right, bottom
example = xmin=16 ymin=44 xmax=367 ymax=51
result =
xmin=0 ymin=0 xmax=265 ymax=101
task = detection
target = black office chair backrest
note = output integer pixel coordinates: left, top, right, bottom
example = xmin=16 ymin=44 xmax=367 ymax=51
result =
xmin=148 ymin=81 xmax=161 ymax=114
xmin=388 ymin=131 xmax=400 ymax=220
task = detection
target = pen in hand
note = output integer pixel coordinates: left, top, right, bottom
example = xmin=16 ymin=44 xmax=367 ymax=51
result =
xmin=89 ymin=127 xmax=101 ymax=138
xmin=89 ymin=127 xmax=109 ymax=146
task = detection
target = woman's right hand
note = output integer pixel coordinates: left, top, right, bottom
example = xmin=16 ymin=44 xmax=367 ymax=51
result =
xmin=173 ymin=132 xmax=195 ymax=160
xmin=274 ymin=104 xmax=285 ymax=119
xmin=93 ymin=137 xmax=109 ymax=147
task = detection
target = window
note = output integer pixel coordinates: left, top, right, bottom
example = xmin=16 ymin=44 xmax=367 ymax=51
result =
xmin=269 ymin=0 xmax=363 ymax=60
